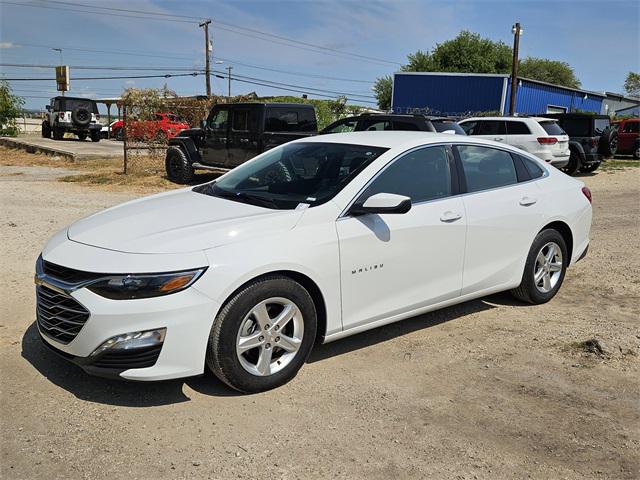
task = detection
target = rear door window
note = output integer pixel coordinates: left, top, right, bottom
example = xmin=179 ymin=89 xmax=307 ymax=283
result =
xmin=460 ymin=121 xmax=480 ymax=135
xmin=478 ymin=121 xmax=506 ymax=135
xmin=232 ymin=109 xmax=250 ymax=131
xmin=538 ymin=121 xmax=565 ymax=135
xmin=506 ymin=121 xmax=531 ymax=135
xmin=456 ymin=145 xmax=518 ymax=192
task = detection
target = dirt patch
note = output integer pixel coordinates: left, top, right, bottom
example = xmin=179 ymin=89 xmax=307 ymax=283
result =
xmin=0 ymin=156 xmax=638 ymax=479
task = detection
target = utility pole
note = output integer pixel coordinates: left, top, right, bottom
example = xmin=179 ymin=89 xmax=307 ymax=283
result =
xmin=226 ymin=66 xmax=233 ymax=97
xmin=509 ymin=22 xmax=522 ymax=115
xmin=200 ymin=19 xmax=212 ymax=96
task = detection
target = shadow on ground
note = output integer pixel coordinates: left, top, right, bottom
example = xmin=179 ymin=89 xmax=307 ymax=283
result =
xmin=22 ymin=292 xmax=526 ymax=406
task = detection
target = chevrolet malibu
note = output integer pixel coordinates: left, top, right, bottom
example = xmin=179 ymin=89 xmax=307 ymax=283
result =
xmin=35 ymin=132 xmax=592 ymax=393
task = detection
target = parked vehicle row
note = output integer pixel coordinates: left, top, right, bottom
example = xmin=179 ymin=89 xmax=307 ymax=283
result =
xmin=36 ymin=132 xmax=592 ymax=392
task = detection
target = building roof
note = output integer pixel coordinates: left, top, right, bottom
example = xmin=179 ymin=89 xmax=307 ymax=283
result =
xmin=393 ymin=71 xmax=607 ymax=98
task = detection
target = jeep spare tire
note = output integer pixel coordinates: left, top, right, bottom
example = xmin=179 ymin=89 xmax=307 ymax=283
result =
xmin=71 ymin=107 xmax=91 ymax=127
xmin=598 ymin=128 xmax=618 ymax=158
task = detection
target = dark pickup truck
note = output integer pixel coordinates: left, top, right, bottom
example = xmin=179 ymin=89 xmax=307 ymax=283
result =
xmin=165 ymin=103 xmax=317 ymax=183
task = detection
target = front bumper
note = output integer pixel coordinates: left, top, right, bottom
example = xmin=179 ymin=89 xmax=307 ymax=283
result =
xmin=37 ymin=284 xmax=220 ymax=381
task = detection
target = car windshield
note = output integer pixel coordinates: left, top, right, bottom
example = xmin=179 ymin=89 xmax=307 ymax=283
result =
xmin=195 ymin=142 xmax=388 ymax=210
xmin=432 ymin=121 xmax=466 ymax=135
xmin=61 ymin=98 xmax=98 ymax=113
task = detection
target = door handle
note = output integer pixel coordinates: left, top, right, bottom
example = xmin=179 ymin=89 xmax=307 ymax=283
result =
xmin=519 ymin=196 xmax=538 ymax=206
xmin=440 ymin=211 xmax=462 ymax=222
xmin=239 ymin=138 xmax=249 ymax=144
xmin=494 ymin=137 xmax=504 ymax=141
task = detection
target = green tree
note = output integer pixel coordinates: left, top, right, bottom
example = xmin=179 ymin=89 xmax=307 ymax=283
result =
xmin=372 ymin=75 xmax=393 ymax=111
xmin=0 ymin=80 xmax=24 ymax=136
xmin=623 ymin=72 xmax=640 ymax=97
xmin=518 ymin=57 xmax=581 ymax=88
xmin=372 ymin=30 xmax=582 ymax=109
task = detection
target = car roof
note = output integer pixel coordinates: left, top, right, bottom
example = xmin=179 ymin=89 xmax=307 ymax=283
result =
xmin=224 ymin=102 xmax=314 ymax=108
xmin=293 ymin=131 xmax=511 ymax=150
xmin=53 ymin=96 xmax=97 ymax=102
xmin=460 ymin=116 xmax=557 ymax=122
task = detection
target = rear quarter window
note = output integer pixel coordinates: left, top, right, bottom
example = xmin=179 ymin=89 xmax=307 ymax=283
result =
xmin=265 ymin=108 xmax=317 ymax=132
xmin=594 ymin=118 xmax=610 ymax=136
xmin=539 ymin=121 xmax=565 ymax=136
xmin=519 ymin=154 xmax=545 ymax=179
xmin=559 ymin=118 xmax=590 ymax=136
xmin=433 ymin=121 xmax=466 ymax=135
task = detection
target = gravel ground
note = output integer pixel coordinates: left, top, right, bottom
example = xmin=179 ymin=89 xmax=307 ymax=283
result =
xmin=0 ymin=163 xmax=638 ymax=480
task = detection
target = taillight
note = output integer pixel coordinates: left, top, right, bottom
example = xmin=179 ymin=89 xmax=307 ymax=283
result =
xmin=581 ymin=186 xmax=592 ymax=204
xmin=591 ymin=138 xmax=599 ymax=148
xmin=96 ymin=114 xmax=100 ymax=120
xmin=58 ymin=112 xmax=64 ymax=119
xmin=538 ymin=137 xmax=558 ymax=145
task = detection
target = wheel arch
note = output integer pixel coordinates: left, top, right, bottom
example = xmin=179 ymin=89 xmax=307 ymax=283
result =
xmin=218 ymin=269 xmax=328 ymax=345
xmin=540 ymin=220 xmax=573 ymax=261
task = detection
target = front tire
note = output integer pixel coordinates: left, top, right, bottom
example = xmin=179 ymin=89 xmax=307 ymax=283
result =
xmin=511 ymin=229 xmax=568 ymax=304
xmin=90 ymin=131 xmax=100 ymax=142
xmin=77 ymin=132 xmax=87 ymax=141
xmin=207 ymin=275 xmax=317 ymax=393
xmin=165 ymin=146 xmax=194 ymax=184
xmin=52 ymin=126 xmax=64 ymax=140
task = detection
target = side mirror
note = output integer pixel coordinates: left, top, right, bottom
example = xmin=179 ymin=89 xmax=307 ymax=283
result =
xmin=45 ymin=105 xmax=50 ymax=111
xmin=349 ymin=193 xmax=412 ymax=216
xmin=200 ymin=119 xmax=206 ymax=129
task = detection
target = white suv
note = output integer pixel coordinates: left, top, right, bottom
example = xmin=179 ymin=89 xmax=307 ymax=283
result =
xmin=458 ymin=117 xmax=570 ymax=168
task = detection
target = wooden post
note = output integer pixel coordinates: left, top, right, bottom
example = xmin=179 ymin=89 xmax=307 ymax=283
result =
xmin=123 ymin=105 xmax=128 ymax=174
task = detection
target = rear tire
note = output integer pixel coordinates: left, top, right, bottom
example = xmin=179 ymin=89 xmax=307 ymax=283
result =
xmin=206 ymin=275 xmax=317 ymax=393
xmin=165 ymin=146 xmax=194 ymax=184
xmin=633 ymin=141 xmax=640 ymax=160
xmin=511 ymin=229 xmax=568 ymax=304
xmin=90 ymin=131 xmax=100 ymax=142
xmin=562 ymin=150 xmax=581 ymax=176
xmin=113 ymin=127 xmax=124 ymax=141
xmin=41 ymin=122 xmax=51 ymax=138
xmin=52 ymin=126 xmax=64 ymax=140
xmin=77 ymin=132 xmax=87 ymax=141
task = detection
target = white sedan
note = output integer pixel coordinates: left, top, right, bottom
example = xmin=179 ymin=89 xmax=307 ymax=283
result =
xmin=35 ymin=132 xmax=592 ymax=392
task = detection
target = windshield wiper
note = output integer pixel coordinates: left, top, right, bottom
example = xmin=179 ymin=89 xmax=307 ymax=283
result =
xmin=212 ymin=187 xmax=279 ymax=209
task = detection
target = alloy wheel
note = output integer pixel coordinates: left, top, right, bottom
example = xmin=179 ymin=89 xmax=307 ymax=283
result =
xmin=533 ymin=242 xmax=563 ymax=293
xmin=235 ymin=297 xmax=304 ymax=376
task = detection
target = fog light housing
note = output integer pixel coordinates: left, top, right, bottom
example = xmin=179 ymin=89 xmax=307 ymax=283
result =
xmin=90 ymin=328 xmax=166 ymax=357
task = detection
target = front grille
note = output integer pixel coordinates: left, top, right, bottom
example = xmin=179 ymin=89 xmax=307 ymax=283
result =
xmin=92 ymin=344 xmax=162 ymax=369
xmin=36 ymin=285 xmax=90 ymax=344
xmin=43 ymin=261 xmax=102 ymax=284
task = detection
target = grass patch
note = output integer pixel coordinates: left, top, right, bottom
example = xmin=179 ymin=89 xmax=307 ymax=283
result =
xmin=601 ymin=159 xmax=640 ymax=171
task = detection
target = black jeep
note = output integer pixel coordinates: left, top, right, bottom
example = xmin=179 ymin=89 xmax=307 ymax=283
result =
xmin=543 ymin=113 xmax=618 ymax=174
xmin=165 ymin=103 xmax=317 ymax=184
xmin=42 ymin=96 xmax=102 ymax=142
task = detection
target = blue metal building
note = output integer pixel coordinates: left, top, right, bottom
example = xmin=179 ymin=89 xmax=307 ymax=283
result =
xmin=391 ymin=72 xmax=605 ymax=116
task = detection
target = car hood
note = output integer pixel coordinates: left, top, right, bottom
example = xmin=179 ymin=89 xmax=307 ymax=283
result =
xmin=67 ymin=188 xmax=305 ymax=254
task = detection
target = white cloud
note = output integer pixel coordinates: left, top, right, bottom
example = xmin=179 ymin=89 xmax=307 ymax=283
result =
xmin=0 ymin=42 xmax=16 ymax=48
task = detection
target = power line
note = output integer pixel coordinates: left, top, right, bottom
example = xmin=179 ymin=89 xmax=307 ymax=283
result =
xmin=4 ymin=44 xmax=375 ymax=84
xmin=0 ymin=0 xmax=401 ymax=66
xmin=2 ymin=64 xmax=375 ymax=99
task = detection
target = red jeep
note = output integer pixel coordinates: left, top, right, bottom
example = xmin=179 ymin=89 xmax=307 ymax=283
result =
xmin=613 ymin=118 xmax=640 ymax=159
xmin=111 ymin=113 xmax=190 ymax=141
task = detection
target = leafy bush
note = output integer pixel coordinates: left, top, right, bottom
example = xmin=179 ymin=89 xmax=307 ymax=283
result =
xmin=0 ymin=80 xmax=24 ymax=136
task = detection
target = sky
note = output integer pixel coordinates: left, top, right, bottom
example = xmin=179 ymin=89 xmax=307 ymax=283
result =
xmin=1 ymin=0 xmax=638 ymax=112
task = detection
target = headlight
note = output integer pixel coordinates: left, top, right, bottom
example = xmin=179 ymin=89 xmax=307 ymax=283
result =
xmin=87 ymin=268 xmax=206 ymax=300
